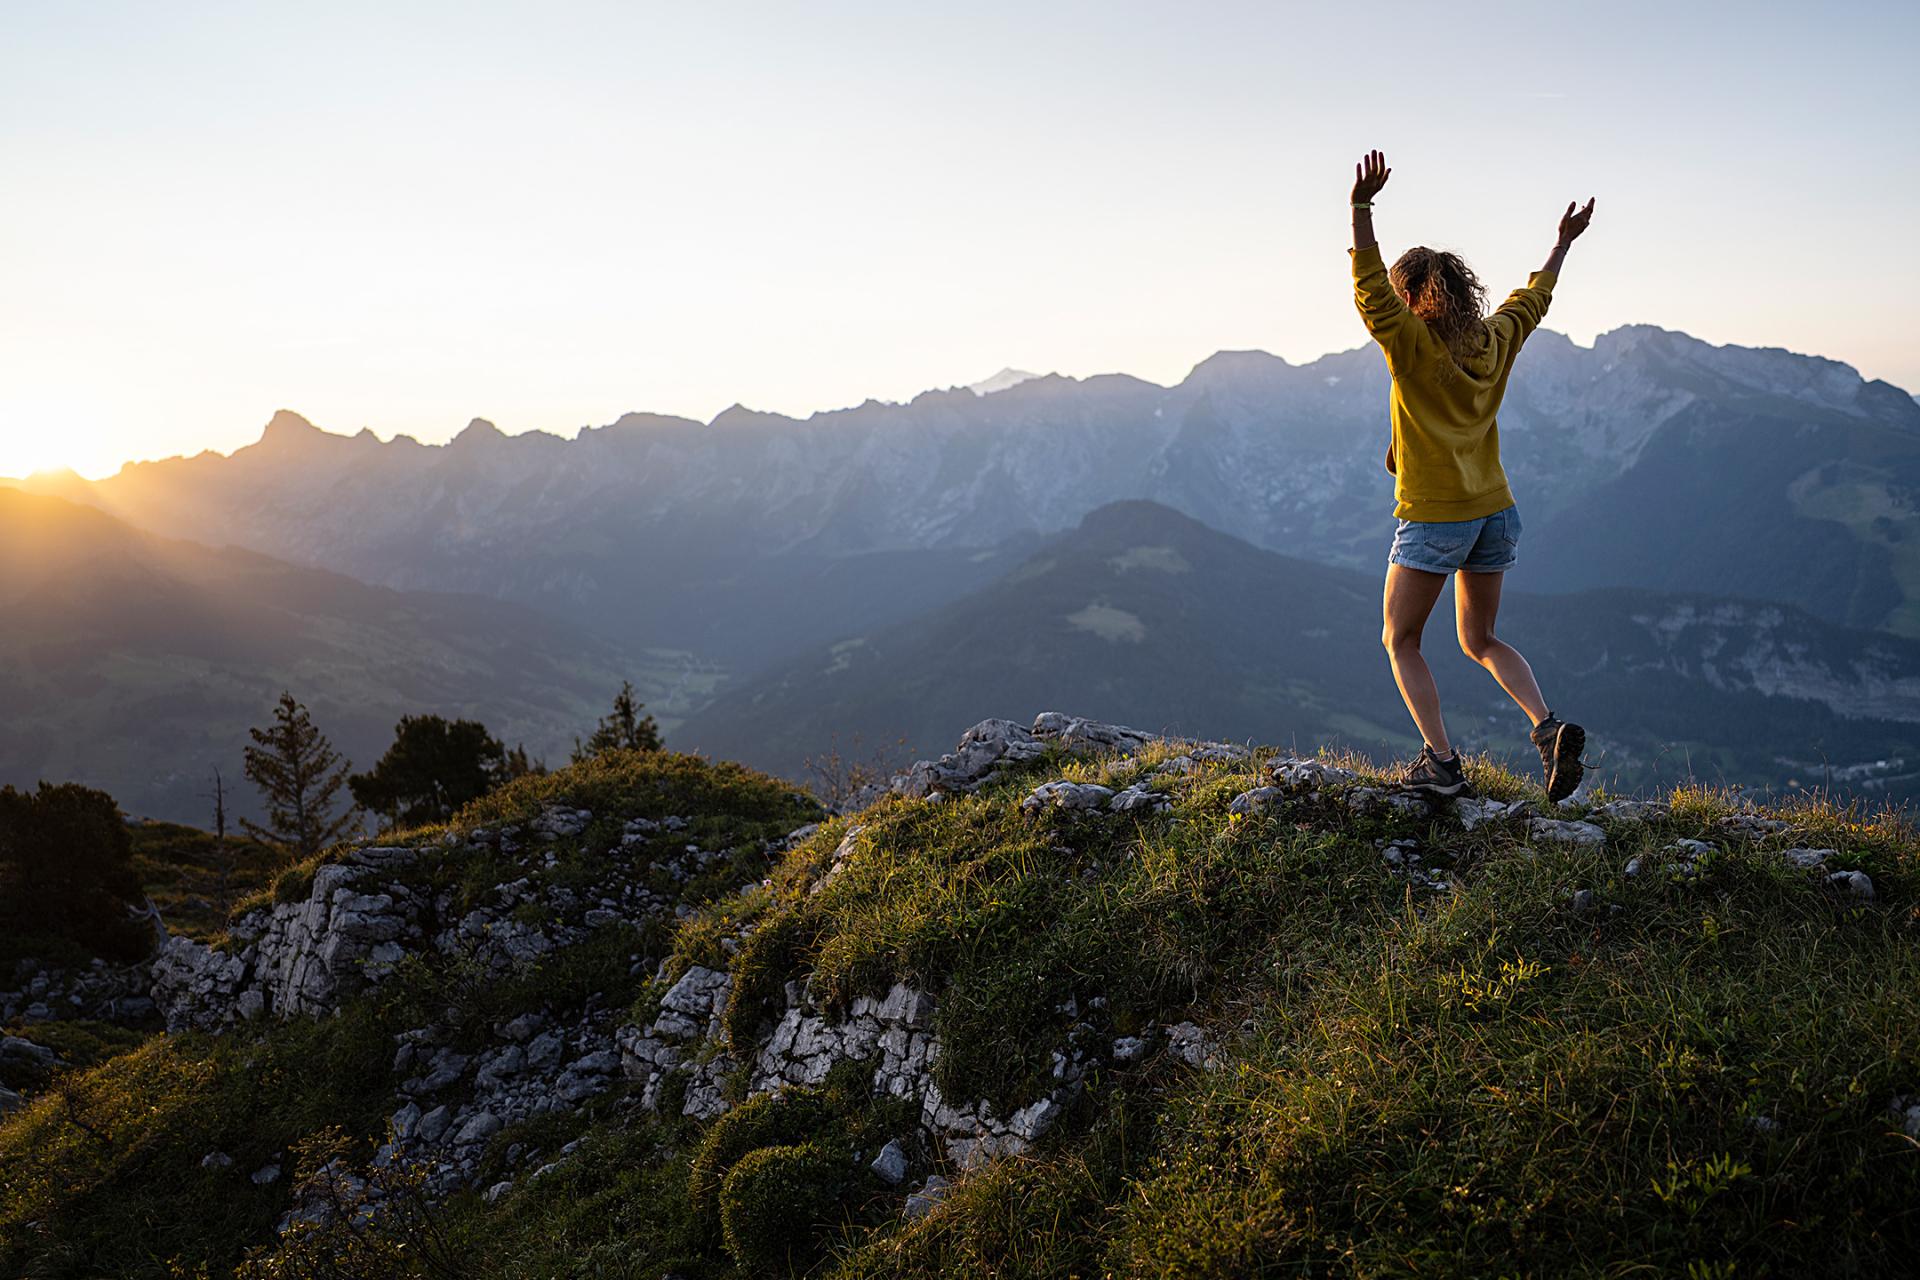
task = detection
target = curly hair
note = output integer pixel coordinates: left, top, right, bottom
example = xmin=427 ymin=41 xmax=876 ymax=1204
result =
xmin=1390 ymin=247 xmax=1490 ymax=387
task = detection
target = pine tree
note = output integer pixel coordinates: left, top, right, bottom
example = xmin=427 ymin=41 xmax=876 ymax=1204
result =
xmin=348 ymin=714 xmax=506 ymax=829
xmin=503 ymin=743 xmax=546 ymax=779
xmin=242 ymin=692 xmax=359 ymax=858
xmin=572 ymin=680 xmax=663 ymax=762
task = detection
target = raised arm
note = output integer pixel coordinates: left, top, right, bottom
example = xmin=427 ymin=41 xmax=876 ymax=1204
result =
xmin=1348 ymin=150 xmax=1419 ymax=367
xmin=1496 ymin=197 xmax=1595 ymax=340
xmin=1351 ymin=149 xmax=1388 ymax=252
xmin=1539 ymin=197 xmax=1595 ymax=276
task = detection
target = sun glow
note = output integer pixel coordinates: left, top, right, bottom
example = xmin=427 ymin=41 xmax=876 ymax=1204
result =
xmin=2 ymin=438 xmax=86 ymax=480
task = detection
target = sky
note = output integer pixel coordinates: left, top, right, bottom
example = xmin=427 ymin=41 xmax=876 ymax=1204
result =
xmin=2 ymin=0 xmax=1916 ymax=479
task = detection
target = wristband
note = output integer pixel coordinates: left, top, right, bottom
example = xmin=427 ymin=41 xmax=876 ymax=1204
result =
xmin=1351 ymin=202 xmax=1372 ymax=209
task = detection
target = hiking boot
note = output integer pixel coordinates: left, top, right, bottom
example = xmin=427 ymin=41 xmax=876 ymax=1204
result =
xmin=1403 ymin=744 xmax=1473 ymax=797
xmin=1530 ymin=714 xmax=1587 ymax=803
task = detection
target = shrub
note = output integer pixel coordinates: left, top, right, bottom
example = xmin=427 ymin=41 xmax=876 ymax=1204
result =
xmin=452 ymin=748 xmax=820 ymax=835
xmin=718 ymin=1141 xmax=849 ymax=1275
xmin=686 ymin=1089 xmax=827 ymax=1231
xmin=0 ymin=781 xmax=148 ymax=964
xmin=272 ymin=862 xmax=316 ymax=905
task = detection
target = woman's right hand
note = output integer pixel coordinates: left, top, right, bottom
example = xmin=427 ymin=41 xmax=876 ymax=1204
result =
xmin=1557 ymin=197 xmax=1596 ymax=245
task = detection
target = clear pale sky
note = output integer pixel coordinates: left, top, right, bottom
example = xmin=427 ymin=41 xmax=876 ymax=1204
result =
xmin=3 ymin=0 xmax=1915 ymax=479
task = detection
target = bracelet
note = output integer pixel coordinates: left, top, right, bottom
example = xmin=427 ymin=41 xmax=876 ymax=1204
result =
xmin=1351 ymin=202 xmax=1372 ymax=209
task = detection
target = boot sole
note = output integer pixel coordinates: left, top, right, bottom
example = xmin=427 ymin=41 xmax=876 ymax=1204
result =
xmin=1403 ymin=767 xmax=1476 ymax=798
xmin=1544 ymin=723 xmax=1587 ymax=802
xmin=1405 ymin=778 xmax=1469 ymax=797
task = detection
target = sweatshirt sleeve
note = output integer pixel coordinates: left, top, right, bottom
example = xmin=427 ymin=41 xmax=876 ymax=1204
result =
xmin=1349 ymin=242 xmax=1422 ymax=369
xmin=1491 ymin=269 xmax=1556 ymax=341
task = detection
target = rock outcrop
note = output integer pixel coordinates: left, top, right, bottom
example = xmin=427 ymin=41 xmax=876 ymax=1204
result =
xmin=149 ymin=810 xmax=706 ymax=1032
xmin=132 ymin=710 xmax=1885 ymax=1211
xmin=1 ymin=956 xmax=154 ymax=1027
xmin=148 ymin=802 xmax=789 ymax=1194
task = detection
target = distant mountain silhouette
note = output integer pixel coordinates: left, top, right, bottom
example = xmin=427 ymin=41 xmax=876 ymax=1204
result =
xmin=676 ymin=500 xmax=1920 ymax=801
xmin=17 ymin=324 xmax=1915 ymax=667
xmin=0 ymin=490 xmax=640 ymax=823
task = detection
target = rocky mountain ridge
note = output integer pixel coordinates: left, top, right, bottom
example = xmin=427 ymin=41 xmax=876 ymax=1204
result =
xmin=22 ymin=323 xmax=1919 ymax=648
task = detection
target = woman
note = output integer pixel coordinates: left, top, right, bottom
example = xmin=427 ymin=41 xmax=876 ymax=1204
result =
xmin=1347 ymin=148 xmax=1594 ymax=802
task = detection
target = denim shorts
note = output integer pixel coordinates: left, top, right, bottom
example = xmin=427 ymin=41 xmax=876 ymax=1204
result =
xmin=1388 ymin=504 xmax=1522 ymax=574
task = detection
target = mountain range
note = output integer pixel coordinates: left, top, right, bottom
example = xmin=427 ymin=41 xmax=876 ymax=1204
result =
xmin=13 ymin=322 xmax=1917 ymax=672
xmin=5 ymin=322 xmax=1917 ymax=812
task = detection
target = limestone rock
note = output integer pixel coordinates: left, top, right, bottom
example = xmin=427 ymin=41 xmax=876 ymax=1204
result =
xmin=1031 ymin=713 xmax=1157 ymax=757
xmin=870 ymin=1139 xmax=909 ymax=1186
xmin=1228 ymin=787 xmax=1285 ymax=817
xmin=454 ymin=1111 xmax=502 ymax=1145
xmin=1110 ymin=783 xmax=1172 ymax=815
xmin=1529 ymin=818 xmax=1606 ymax=848
xmin=1022 ymin=781 xmax=1116 ymax=813
xmin=1827 ymin=869 xmax=1875 ymax=900
xmin=1165 ymin=1021 xmax=1221 ymax=1071
xmin=0 ymin=1035 xmax=57 ymax=1070
xmin=1267 ymin=759 xmax=1358 ymax=791
xmin=1455 ymin=797 xmax=1531 ymax=830
xmin=1719 ymin=813 xmax=1792 ymax=839
xmin=1591 ymin=799 xmax=1669 ymax=823
xmin=904 ymin=1175 xmax=951 ymax=1219
xmin=895 ymin=719 xmax=1047 ymax=797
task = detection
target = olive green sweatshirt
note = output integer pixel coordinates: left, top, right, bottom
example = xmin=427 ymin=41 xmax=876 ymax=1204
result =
xmin=1349 ymin=241 xmax=1556 ymax=521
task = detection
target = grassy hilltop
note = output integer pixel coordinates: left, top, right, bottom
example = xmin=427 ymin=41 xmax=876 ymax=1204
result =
xmin=3 ymin=726 xmax=1918 ymax=1277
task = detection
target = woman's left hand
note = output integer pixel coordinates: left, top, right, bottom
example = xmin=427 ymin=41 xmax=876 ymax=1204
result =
xmin=1352 ymin=149 xmax=1390 ymax=203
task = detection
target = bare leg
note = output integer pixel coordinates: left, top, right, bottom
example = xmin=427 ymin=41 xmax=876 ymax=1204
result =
xmin=1454 ymin=569 xmax=1550 ymax=725
xmin=1382 ymin=564 xmax=1453 ymax=753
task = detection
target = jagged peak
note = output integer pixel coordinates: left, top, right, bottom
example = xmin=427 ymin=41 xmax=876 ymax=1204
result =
xmin=1591 ymin=323 xmax=1689 ymax=356
xmin=246 ymin=409 xmax=356 ymax=458
xmin=968 ymin=368 xmax=1042 ymax=396
xmin=257 ymin=409 xmax=324 ymax=444
xmin=265 ymin=407 xmax=318 ymax=433
xmin=451 ymin=417 xmax=505 ymax=446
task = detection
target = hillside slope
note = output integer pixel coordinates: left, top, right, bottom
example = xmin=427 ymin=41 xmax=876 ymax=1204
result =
xmin=0 ymin=489 xmax=644 ymax=822
xmin=2 ymin=716 xmax=1917 ymax=1277
xmin=678 ymin=500 xmax=1920 ymax=801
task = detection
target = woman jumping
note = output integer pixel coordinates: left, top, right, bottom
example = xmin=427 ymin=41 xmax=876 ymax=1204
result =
xmin=1347 ymin=148 xmax=1594 ymax=802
